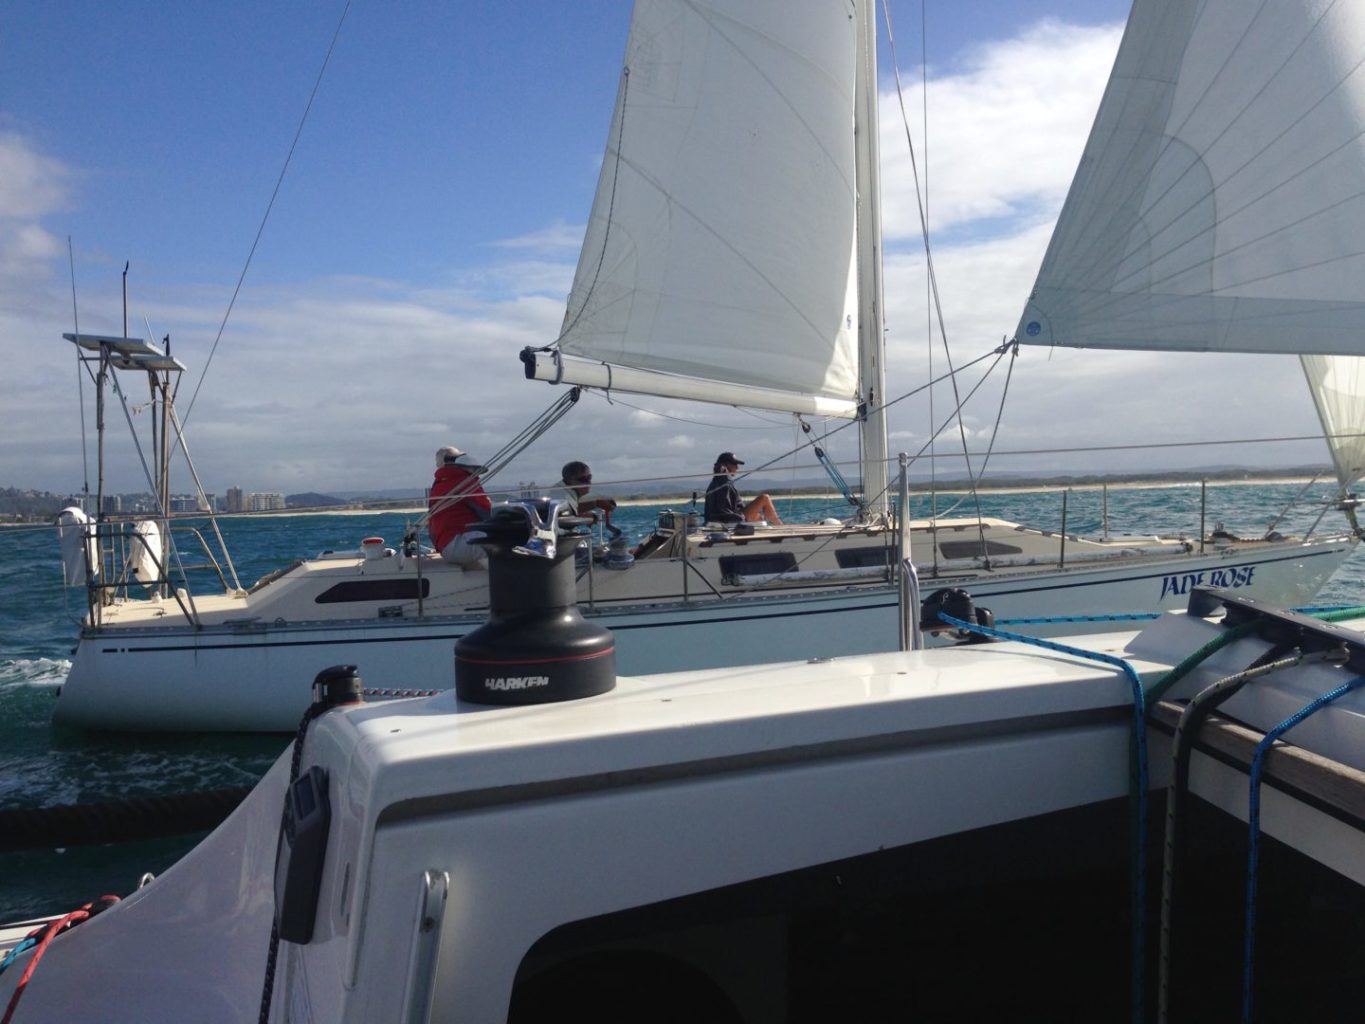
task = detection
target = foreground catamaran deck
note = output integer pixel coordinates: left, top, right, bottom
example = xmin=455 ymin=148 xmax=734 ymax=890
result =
xmin=8 ymin=592 xmax=1365 ymax=1020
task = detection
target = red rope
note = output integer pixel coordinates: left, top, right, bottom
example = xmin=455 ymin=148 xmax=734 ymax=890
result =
xmin=2 ymin=896 xmax=118 ymax=1024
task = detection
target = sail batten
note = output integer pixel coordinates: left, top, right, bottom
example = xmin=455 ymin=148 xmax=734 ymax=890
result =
xmin=1019 ymin=0 xmax=1365 ymax=356
xmin=554 ymin=0 xmax=861 ymax=405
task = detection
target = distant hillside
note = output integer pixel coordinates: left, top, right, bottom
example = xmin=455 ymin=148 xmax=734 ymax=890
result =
xmin=286 ymin=492 xmax=346 ymax=509
xmin=337 ymin=488 xmax=425 ymax=502
xmin=0 ymin=487 xmax=80 ymax=521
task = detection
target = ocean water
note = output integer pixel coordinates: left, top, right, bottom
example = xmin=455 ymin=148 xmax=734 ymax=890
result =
xmin=2 ymin=482 xmax=1362 ymax=920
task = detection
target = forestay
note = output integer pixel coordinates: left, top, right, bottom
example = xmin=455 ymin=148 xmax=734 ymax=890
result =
xmin=528 ymin=0 xmax=862 ymax=417
xmin=1018 ymin=0 xmax=1365 ymax=355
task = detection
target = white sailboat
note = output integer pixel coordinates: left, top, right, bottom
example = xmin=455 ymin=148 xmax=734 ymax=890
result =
xmin=53 ymin=0 xmax=1361 ymax=733
xmin=9 ymin=9 xmax=1365 ymax=1017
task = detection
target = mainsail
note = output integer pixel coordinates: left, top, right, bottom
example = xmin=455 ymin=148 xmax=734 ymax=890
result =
xmin=523 ymin=0 xmax=863 ymax=417
xmin=1018 ymin=0 xmax=1365 ymax=356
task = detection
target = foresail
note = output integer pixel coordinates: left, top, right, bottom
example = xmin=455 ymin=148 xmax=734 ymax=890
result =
xmin=1301 ymin=355 xmax=1365 ymax=492
xmin=1018 ymin=1 xmax=1365 ymax=356
xmin=538 ymin=0 xmax=861 ymax=416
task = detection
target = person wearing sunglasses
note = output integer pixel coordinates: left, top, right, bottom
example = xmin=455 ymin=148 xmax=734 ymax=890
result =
xmin=558 ymin=461 xmax=617 ymax=524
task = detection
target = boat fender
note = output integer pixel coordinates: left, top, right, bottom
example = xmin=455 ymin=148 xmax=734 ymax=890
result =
xmin=56 ymin=506 xmax=98 ymax=586
xmin=128 ymin=519 xmax=162 ymax=587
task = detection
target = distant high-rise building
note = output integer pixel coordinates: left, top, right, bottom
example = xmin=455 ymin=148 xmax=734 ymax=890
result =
xmin=226 ymin=487 xmax=243 ymax=513
xmin=101 ymin=495 xmax=121 ymax=514
xmin=247 ymin=492 xmax=286 ymax=512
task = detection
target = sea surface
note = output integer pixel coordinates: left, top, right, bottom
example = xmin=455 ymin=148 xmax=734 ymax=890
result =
xmin=2 ymin=482 xmax=1363 ymax=920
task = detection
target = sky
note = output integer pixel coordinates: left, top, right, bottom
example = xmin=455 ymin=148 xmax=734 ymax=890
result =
xmin=0 ymin=0 xmax=1335 ymax=503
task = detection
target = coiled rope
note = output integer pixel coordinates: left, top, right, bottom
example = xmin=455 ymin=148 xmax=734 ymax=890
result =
xmin=1 ymin=895 xmax=120 ymax=1024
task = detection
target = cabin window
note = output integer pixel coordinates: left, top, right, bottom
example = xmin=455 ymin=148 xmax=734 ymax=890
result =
xmin=314 ymin=578 xmax=430 ymax=604
xmin=834 ymin=546 xmax=892 ymax=569
xmin=937 ymin=539 xmax=1023 ymax=560
xmin=718 ymin=552 xmax=797 ymax=584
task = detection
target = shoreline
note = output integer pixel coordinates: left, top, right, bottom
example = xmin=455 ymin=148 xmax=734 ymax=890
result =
xmin=168 ymin=475 xmax=1344 ymax=518
xmin=0 ymin=475 xmax=1336 ymax=526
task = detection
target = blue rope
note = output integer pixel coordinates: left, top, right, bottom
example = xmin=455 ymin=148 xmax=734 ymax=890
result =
xmin=0 ymin=936 xmax=37 ymax=975
xmin=937 ymin=612 xmax=1150 ymax=1024
xmin=1241 ymin=674 xmax=1365 ymax=1024
xmin=1291 ymin=604 xmax=1359 ymax=615
xmin=998 ymin=612 xmax=1161 ymax=626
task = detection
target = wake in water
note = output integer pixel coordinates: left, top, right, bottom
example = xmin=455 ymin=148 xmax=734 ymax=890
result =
xmin=0 ymin=658 xmax=69 ymax=689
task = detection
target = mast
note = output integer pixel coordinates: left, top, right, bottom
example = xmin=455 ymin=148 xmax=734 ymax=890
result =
xmin=854 ymin=0 xmax=889 ymax=518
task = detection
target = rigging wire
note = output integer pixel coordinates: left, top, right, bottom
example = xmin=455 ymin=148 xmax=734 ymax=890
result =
xmin=931 ymin=340 xmax=1019 ymax=518
xmin=867 ymin=345 xmax=1012 ymax=510
xmin=920 ymin=0 xmax=936 ymax=527
xmin=724 ymin=344 xmax=1007 ymax=491
xmin=414 ymin=390 xmax=582 ymax=531
xmin=180 ymin=0 xmax=354 ymax=430
xmin=880 ymin=0 xmax=989 ymax=546
xmin=67 ymin=238 xmax=90 ymax=499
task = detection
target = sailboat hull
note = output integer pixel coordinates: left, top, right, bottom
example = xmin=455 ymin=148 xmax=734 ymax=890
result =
xmin=54 ymin=533 xmax=1355 ymax=732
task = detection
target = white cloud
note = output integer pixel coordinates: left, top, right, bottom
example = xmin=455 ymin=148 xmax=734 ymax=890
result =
xmin=0 ymin=129 xmax=70 ymax=220
xmin=492 ymin=221 xmax=586 ymax=254
xmin=879 ymin=22 xmax=1121 ymax=242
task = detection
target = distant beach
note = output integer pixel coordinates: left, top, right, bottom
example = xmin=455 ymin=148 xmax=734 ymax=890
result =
xmin=205 ymin=474 xmax=1329 ymax=519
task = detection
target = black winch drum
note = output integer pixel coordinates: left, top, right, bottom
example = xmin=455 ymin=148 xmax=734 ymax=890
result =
xmin=455 ymin=501 xmax=616 ymax=705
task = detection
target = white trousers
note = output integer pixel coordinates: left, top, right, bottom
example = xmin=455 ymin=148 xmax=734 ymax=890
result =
xmin=440 ymin=532 xmax=486 ymax=569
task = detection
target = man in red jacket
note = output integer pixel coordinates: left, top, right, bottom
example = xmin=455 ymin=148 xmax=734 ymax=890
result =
xmin=428 ymin=446 xmax=492 ymax=568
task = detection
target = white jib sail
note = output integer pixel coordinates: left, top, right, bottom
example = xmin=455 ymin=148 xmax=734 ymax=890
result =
xmin=1018 ymin=0 xmax=1365 ymax=355
xmin=1301 ymin=354 xmax=1365 ymax=492
xmin=539 ymin=0 xmax=861 ymax=417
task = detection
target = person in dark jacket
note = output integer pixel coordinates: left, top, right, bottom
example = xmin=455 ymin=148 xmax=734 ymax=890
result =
xmin=703 ymin=452 xmax=782 ymax=525
xmin=428 ymin=445 xmax=492 ymax=567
